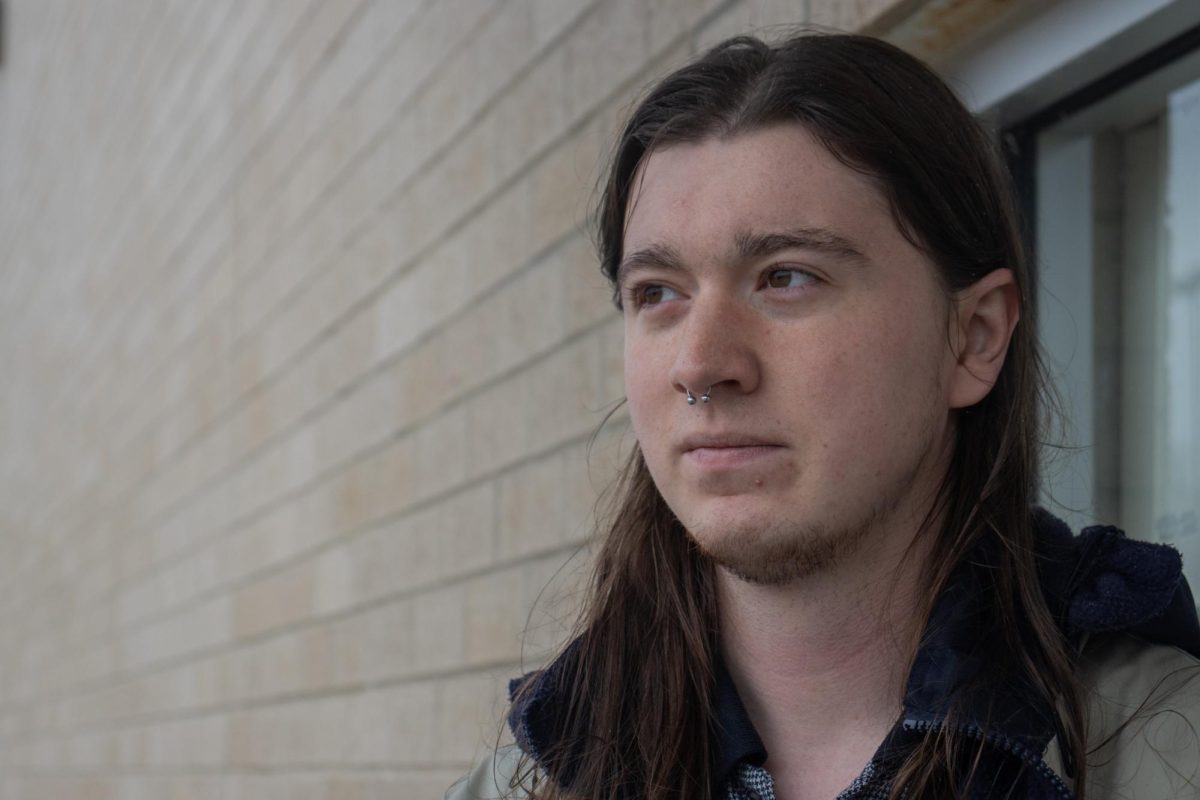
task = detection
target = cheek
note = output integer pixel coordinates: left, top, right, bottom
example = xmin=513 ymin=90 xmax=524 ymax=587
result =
xmin=789 ymin=315 xmax=947 ymax=445
xmin=794 ymin=347 xmax=882 ymax=443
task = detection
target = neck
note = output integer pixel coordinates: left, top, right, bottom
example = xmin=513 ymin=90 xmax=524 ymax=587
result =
xmin=717 ymin=510 xmax=936 ymax=798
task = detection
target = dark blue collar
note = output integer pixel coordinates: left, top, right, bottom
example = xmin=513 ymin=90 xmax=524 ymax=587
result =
xmin=508 ymin=509 xmax=1200 ymax=794
xmin=712 ymin=656 xmax=767 ymax=782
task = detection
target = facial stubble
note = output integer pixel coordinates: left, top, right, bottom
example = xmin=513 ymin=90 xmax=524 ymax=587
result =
xmin=683 ymin=429 xmax=933 ymax=586
xmin=688 ymin=501 xmax=889 ymax=585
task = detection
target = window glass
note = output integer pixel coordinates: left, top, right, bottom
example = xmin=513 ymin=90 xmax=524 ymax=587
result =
xmin=1036 ymin=52 xmax=1200 ymax=589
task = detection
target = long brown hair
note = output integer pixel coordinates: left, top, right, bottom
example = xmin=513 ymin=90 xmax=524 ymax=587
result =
xmin=510 ymin=31 xmax=1086 ymax=799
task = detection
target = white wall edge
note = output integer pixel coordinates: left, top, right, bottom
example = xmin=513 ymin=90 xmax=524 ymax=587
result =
xmin=943 ymin=0 xmax=1194 ymax=118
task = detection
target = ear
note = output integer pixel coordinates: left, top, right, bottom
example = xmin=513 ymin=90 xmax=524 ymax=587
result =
xmin=948 ymin=269 xmax=1020 ymax=409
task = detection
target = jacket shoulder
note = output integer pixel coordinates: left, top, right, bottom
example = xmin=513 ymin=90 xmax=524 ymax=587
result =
xmin=1057 ymin=633 xmax=1200 ymax=798
xmin=445 ymin=745 xmax=529 ymax=800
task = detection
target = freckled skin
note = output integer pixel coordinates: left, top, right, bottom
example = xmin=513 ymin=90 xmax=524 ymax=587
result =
xmin=621 ymin=125 xmax=961 ymax=582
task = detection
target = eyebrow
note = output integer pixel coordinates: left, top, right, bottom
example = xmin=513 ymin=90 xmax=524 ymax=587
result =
xmin=616 ymin=226 xmax=870 ymax=288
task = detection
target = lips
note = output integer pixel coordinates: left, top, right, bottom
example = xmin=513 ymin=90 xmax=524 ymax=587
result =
xmin=678 ymin=433 xmax=782 ymax=452
xmin=677 ymin=433 xmax=786 ymax=473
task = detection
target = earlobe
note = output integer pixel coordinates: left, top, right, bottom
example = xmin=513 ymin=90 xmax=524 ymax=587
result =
xmin=948 ymin=269 xmax=1020 ymax=409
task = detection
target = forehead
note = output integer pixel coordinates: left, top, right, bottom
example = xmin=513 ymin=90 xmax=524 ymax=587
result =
xmin=622 ymin=125 xmax=896 ymax=260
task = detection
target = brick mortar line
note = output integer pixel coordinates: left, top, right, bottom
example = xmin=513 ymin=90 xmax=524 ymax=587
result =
xmin=71 ymin=0 xmax=249 ymax=341
xmin=41 ymin=0 xmax=345 ymax=464
xmin=18 ymin=0 xmax=507 ymax=582
xmin=72 ymin=0 xmax=291 ymax=370
xmin=23 ymin=0 xmax=325 ymax=511
xmin=34 ymin=0 xmax=659 ymax=620
xmin=85 ymin=3 xmax=182 ymax=211
xmin=40 ymin=1 xmax=176 ymax=267
xmin=0 ymin=2 xmax=175 ymax=272
xmin=1 ymin=0 xmax=701 ymax=718
xmin=0 ymin=54 xmax=612 ymax=636
xmin=25 ymin=220 xmax=601 ymax=651
xmin=5 ymin=531 xmax=587 ymax=739
xmin=47 ymin=0 xmax=325 ymax=526
xmin=88 ymin=0 xmax=594 ymax=499
xmin=0 ymin=0 xmax=228 ymax=580
xmin=0 ymin=0 xmax=363 ymax=586
xmin=64 ymin=0 xmax=404 ymax=438
xmin=0 ymin=1 xmax=208 ymax=390
xmin=5 ymin=1 xmax=292 ymax=544
xmin=73 ymin=0 xmax=209 ymax=273
xmin=92 ymin=0 xmax=274 ymax=291
xmin=0 ymin=403 xmax=620 ymax=719
xmin=0 ymin=15 xmax=624 ymax=671
xmin=82 ymin=0 xmax=313 ymax=321
xmin=3 ymin=0 xmax=549 ymax=578
xmin=67 ymin=3 xmax=189 ymax=335
xmin=77 ymin=0 xmax=578 ymax=522
xmin=64 ymin=0 xmax=481 ymax=480
xmin=0 ymin=762 xmax=480 ymax=779
xmin=34 ymin=477 xmax=593 ymax=718
xmin=5 ymin=0 xmax=576 ymax=587
xmin=4 ymin=645 xmax=535 ymax=750
xmin=30 ymin=325 xmax=615 ymax=700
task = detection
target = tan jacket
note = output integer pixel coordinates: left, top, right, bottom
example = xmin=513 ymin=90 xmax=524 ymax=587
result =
xmin=1045 ymin=634 xmax=1200 ymax=799
xmin=445 ymin=634 xmax=1200 ymax=799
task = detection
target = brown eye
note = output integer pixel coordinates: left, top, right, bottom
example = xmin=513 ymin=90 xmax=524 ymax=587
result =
xmin=766 ymin=269 xmax=815 ymax=289
xmin=635 ymin=284 xmax=680 ymax=307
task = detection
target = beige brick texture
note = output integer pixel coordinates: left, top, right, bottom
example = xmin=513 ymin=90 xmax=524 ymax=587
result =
xmin=0 ymin=0 xmax=974 ymax=795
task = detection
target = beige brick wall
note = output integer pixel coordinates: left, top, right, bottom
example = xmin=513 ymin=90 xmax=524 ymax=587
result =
xmin=0 ymin=1 xmax=989 ymax=796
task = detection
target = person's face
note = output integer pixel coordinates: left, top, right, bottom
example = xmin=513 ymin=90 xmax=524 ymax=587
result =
xmin=620 ymin=125 xmax=963 ymax=584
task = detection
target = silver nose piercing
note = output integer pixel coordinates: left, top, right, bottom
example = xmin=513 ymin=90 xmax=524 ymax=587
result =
xmin=685 ymin=386 xmax=712 ymax=405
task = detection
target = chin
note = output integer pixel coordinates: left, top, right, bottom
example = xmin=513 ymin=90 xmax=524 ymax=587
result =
xmin=683 ymin=500 xmax=882 ymax=586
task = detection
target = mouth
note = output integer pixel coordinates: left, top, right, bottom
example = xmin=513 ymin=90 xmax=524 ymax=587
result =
xmin=679 ymin=433 xmax=782 ymax=451
xmin=679 ymin=434 xmax=786 ymax=470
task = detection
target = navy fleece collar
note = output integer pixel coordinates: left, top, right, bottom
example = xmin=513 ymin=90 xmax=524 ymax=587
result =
xmin=507 ymin=509 xmax=1200 ymax=793
xmin=1032 ymin=507 xmax=1199 ymax=651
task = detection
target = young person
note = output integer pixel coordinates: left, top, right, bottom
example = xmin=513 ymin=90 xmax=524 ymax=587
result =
xmin=447 ymin=31 xmax=1200 ymax=799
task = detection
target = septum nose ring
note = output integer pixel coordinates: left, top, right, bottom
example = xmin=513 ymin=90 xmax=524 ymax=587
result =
xmin=685 ymin=386 xmax=712 ymax=406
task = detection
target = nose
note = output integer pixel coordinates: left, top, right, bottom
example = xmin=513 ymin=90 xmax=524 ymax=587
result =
xmin=668 ymin=293 xmax=761 ymax=404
